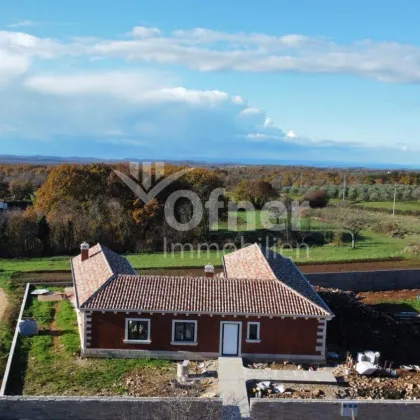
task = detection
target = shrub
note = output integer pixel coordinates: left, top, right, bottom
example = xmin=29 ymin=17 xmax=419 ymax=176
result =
xmin=372 ymin=220 xmax=399 ymax=234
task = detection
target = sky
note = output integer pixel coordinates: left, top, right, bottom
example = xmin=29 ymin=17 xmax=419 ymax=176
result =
xmin=1 ymin=0 xmax=420 ymax=166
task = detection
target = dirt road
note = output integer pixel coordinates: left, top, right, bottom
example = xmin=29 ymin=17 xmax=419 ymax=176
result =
xmin=0 ymin=288 xmax=8 ymax=322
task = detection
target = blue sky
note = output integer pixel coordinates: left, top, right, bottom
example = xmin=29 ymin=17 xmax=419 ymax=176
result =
xmin=1 ymin=0 xmax=420 ymax=166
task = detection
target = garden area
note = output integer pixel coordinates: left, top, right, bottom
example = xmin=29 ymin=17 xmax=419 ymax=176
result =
xmin=6 ymin=287 xmax=218 ymax=397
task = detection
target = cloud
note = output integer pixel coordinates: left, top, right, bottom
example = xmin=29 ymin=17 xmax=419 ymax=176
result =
xmin=0 ymin=50 xmax=30 ymax=86
xmin=0 ymin=25 xmax=418 ymax=164
xmin=24 ymin=72 xmax=230 ymax=106
xmin=240 ymin=107 xmax=262 ymax=116
xmin=7 ymin=20 xmax=38 ymax=28
xmin=131 ymin=26 xmax=162 ymax=38
xmin=1 ymin=26 xmax=420 ymax=83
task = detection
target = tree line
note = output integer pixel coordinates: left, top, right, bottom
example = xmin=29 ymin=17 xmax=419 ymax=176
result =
xmin=0 ymin=164 xmax=227 ymax=258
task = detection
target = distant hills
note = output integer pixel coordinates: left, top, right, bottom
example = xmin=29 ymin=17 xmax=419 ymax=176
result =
xmin=0 ymin=154 xmax=418 ymax=170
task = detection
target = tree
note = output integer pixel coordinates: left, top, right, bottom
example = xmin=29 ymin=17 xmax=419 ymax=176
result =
xmin=412 ymin=188 xmax=420 ymax=200
xmin=337 ymin=209 xmax=371 ymax=248
xmin=0 ymin=182 xmax=9 ymax=200
xmin=233 ymin=179 xmax=277 ymax=209
xmin=303 ymin=190 xmax=329 ymax=208
xmin=8 ymin=180 xmax=34 ymax=201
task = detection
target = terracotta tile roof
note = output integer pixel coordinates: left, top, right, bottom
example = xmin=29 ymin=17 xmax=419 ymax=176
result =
xmin=223 ymin=244 xmax=332 ymax=315
xmin=71 ymin=243 xmax=136 ymax=307
xmin=81 ymin=275 xmax=331 ymax=317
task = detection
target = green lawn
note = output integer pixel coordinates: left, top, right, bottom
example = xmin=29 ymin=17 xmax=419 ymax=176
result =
xmin=0 ymin=250 xmax=227 ymax=272
xmin=216 ymin=210 xmax=268 ymax=231
xmin=356 ymin=201 xmax=420 ymax=212
xmin=278 ymin=231 xmax=408 ymax=262
xmin=373 ymin=299 xmax=420 ymax=314
xmin=12 ymin=293 xmax=173 ymax=395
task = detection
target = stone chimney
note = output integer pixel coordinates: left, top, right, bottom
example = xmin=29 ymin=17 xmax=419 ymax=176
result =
xmin=80 ymin=242 xmax=90 ymax=262
xmin=204 ymin=263 xmax=215 ymax=278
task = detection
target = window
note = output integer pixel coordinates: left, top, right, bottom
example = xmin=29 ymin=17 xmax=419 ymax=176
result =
xmin=246 ymin=322 xmax=260 ymax=342
xmin=125 ymin=318 xmax=151 ymax=343
xmin=171 ymin=320 xmax=198 ymax=345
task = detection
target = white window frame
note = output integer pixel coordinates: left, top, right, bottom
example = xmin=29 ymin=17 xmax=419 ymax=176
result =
xmin=171 ymin=319 xmax=198 ymax=346
xmin=246 ymin=321 xmax=261 ymax=343
xmin=124 ymin=318 xmax=151 ymax=344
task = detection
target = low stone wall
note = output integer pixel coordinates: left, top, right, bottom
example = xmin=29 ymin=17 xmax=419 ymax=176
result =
xmin=250 ymin=399 xmax=420 ymax=420
xmin=0 ymin=396 xmax=223 ymax=420
xmin=306 ymin=269 xmax=420 ymax=292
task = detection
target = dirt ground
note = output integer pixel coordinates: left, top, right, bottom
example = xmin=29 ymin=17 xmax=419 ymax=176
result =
xmin=119 ymin=360 xmax=219 ymax=398
xmin=0 ymin=288 xmax=8 ymax=322
xmin=10 ymin=259 xmax=420 ymax=283
xmin=357 ymin=289 xmax=420 ymax=305
xmin=299 ymin=259 xmax=420 ymax=273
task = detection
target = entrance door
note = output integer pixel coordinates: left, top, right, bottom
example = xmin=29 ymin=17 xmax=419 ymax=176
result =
xmin=221 ymin=322 xmax=241 ymax=356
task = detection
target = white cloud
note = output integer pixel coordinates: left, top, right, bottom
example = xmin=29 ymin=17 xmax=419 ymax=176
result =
xmin=23 ymin=71 xmax=160 ymax=101
xmin=131 ymin=26 xmax=161 ymax=38
xmin=0 ymin=50 xmax=30 ymax=86
xmin=231 ymin=95 xmax=245 ymax=105
xmin=240 ymin=107 xmax=262 ymax=116
xmin=286 ymin=130 xmax=297 ymax=138
xmin=7 ymin=20 xmax=38 ymax=28
xmin=1 ymin=27 xmax=420 ymax=83
xmin=24 ymin=72 xmax=229 ymax=106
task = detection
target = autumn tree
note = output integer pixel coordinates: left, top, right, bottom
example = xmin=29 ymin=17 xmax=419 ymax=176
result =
xmin=0 ymin=182 xmax=9 ymax=200
xmin=5 ymin=208 xmax=42 ymax=257
xmin=8 ymin=180 xmax=34 ymax=201
xmin=233 ymin=179 xmax=277 ymax=209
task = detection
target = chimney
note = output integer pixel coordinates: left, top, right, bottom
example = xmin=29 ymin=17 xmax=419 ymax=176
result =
xmin=80 ymin=242 xmax=90 ymax=262
xmin=204 ymin=263 xmax=215 ymax=278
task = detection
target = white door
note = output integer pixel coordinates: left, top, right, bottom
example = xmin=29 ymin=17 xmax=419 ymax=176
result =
xmin=221 ymin=323 xmax=240 ymax=356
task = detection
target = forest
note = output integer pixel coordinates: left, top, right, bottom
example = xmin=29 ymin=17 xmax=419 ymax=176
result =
xmin=1 ymin=162 xmax=420 ymax=258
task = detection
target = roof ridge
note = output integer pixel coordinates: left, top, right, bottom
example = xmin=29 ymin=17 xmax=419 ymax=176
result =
xmin=257 ymin=245 xmax=331 ymax=316
xmin=115 ymin=274 xmax=283 ymax=283
xmin=97 ymin=243 xmax=116 ymax=277
xmin=286 ymin=256 xmax=334 ymax=315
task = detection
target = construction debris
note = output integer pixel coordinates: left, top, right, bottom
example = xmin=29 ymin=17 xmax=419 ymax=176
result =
xmin=355 ymin=362 xmax=377 ymax=376
xmin=31 ymin=289 xmax=49 ymax=295
xmin=318 ymin=287 xmax=420 ymax=364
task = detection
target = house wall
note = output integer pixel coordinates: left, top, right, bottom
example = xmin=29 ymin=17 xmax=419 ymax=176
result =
xmin=87 ymin=311 xmax=323 ymax=360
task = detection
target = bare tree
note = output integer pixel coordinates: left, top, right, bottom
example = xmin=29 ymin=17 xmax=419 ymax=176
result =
xmin=337 ymin=209 xmax=371 ymax=248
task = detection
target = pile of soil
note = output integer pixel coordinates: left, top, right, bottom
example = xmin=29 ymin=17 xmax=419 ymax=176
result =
xmin=318 ymin=287 xmax=420 ymax=364
xmin=358 ymin=289 xmax=420 ymax=305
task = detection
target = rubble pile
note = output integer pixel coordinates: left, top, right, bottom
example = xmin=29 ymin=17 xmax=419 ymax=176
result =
xmin=336 ymin=372 xmax=420 ymax=400
xmin=249 ymin=381 xmax=327 ymax=400
xmin=246 ymin=361 xmax=299 ymax=370
xmin=318 ymin=287 xmax=420 ymax=364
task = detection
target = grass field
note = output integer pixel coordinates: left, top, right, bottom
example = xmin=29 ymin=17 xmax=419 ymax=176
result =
xmin=356 ymin=201 xmax=420 ymax=212
xmin=0 ymin=250 xmax=227 ymax=272
xmin=12 ymin=291 xmax=173 ymax=395
xmin=373 ymin=299 xmax=420 ymax=314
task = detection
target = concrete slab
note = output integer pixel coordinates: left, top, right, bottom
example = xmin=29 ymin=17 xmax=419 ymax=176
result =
xmin=244 ymin=368 xmax=337 ymax=384
xmin=218 ymin=357 xmax=250 ymax=419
